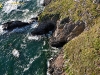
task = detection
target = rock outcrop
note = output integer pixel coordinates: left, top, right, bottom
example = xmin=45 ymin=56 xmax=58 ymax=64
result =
xmin=47 ymin=51 xmax=65 ymax=75
xmin=31 ymin=16 xmax=85 ymax=48
xmin=31 ymin=13 xmax=60 ymax=35
xmin=31 ymin=21 xmax=55 ymax=35
xmin=2 ymin=21 xmax=29 ymax=30
xmin=49 ymin=20 xmax=85 ymax=47
xmin=39 ymin=0 xmax=100 ymax=75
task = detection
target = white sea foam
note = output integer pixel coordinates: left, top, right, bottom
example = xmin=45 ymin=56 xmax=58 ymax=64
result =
xmin=37 ymin=0 xmax=44 ymax=7
xmin=21 ymin=14 xmax=38 ymax=23
xmin=2 ymin=0 xmax=20 ymax=13
xmin=30 ymin=22 xmax=38 ymax=28
xmin=2 ymin=0 xmax=31 ymax=14
xmin=0 ymin=25 xmax=7 ymax=35
xmin=47 ymin=58 xmax=53 ymax=75
xmin=40 ymin=0 xmax=44 ymax=5
xmin=23 ymin=54 xmax=40 ymax=72
xmin=12 ymin=49 xmax=20 ymax=58
xmin=28 ymin=35 xmax=39 ymax=40
xmin=43 ymin=41 xmax=46 ymax=46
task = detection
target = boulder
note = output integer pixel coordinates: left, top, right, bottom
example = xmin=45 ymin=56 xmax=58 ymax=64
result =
xmin=49 ymin=20 xmax=85 ymax=47
xmin=2 ymin=21 xmax=29 ymax=30
xmin=31 ymin=21 xmax=55 ymax=35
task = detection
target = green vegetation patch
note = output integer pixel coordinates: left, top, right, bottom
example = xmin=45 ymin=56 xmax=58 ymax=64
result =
xmin=39 ymin=0 xmax=99 ymax=24
xmin=63 ymin=18 xmax=100 ymax=75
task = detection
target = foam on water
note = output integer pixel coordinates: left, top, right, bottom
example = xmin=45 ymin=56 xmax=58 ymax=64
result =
xmin=2 ymin=0 xmax=20 ymax=14
xmin=30 ymin=22 xmax=38 ymax=28
xmin=23 ymin=54 xmax=41 ymax=72
xmin=12 ymin=49 xmax=20 ymax=58
xmin=0 ymin=0 xmax=51 ymax=75
xmin=43 ymin=41 xmax=46 ymax=46
xmin=0 ymin=25 xmax=7 ymax=35
xmin=47 ymin=58 xmax=53 ymax=75
xmin=37 ymin=0 xmax=44 ymax=7
xmin=2 ymin=0 xmax=33 ymax=14
xmin=28 ymin=35 xmax=40 ymax=40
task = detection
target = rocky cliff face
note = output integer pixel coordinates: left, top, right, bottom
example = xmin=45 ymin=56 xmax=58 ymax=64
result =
xmin=49 ymin=20 xmax=85 ymax=47
xmin=39 ymin=0 xmax=100 ymax=75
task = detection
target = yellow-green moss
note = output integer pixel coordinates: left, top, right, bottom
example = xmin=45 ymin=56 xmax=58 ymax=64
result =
xmin=63 ymin=17 xmax=100 ymax=75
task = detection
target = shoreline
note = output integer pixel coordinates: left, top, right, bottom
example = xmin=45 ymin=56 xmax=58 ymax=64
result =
xmin=46 ymin=47 xmax=66 ymax=75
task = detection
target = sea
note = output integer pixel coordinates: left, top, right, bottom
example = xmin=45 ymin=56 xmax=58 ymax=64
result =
xmin=0 ymin=0 xmax=58 ymax=75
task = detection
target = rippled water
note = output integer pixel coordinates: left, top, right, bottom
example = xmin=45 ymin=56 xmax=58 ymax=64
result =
xmin=0 ymin=0 xmax=57 ymax=75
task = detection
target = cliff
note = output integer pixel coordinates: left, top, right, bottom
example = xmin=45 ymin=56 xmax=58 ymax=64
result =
xmin=39 ymin=0 xmax=100 ymax=75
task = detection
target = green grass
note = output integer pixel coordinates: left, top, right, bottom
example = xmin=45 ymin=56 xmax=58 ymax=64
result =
xmin=39 ymin=0 xmax=100 ymax=75
xmin=39 ymin=0 xmax=99 ymax=24
xmin=63 ymin=17 xmax=100 ymax=75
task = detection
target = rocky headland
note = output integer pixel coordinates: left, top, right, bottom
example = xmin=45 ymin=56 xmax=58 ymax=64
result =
xmin=36 ymin=0 xmax=100 ymax=75
xmin=1 ymin=0 xmax=100 ymax=75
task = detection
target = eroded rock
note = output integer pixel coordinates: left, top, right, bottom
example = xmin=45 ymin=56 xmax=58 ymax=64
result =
xmin=49 ymin=20 xmax=85 ymax=47
xmin=47 ymin=51 xmax=65 ymax=75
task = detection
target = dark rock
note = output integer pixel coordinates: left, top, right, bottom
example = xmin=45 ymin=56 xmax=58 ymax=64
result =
xmin=42 ymin=0 xmax=52 ymax=6
xmin=31 ymin=21 xmax=55 ymax=35
xmin=49 ymin=37 xmax=66 ymax=47
xmin=2 ymin=21 xmax=29 ymax=30
xmin=67 ymin=20 xmax=85 ymax=41
xmin=48 ymin=67 xmax=54 ymax=74
xmin=60 ymin=17 xmax=70 ymax=24
xmin=49 ymin=20 xmax=85 ymax=47
xmin=49 ymin=22 xmax=75 ymax=47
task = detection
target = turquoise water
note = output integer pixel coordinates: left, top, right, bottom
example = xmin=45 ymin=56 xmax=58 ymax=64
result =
xmin=0 ymin=0 xmax=54 ymax=75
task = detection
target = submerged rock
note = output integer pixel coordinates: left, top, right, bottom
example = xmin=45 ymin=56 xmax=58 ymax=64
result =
xmin=2 ymin=21 xmax=29 ymax=31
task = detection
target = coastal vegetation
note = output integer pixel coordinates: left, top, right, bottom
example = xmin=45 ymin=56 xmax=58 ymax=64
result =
xmin=39 ymin=0 xmax=100 ymax=75
xmin=63 ymin=17 xmax=100 ymax=75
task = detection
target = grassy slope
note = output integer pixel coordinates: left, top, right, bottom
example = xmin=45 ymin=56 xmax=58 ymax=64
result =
xmin=63 ymin=17 xmax=100 ymax=75
xmin=39 ymin=0 xmax=99 ymax=23
xmin=39 ymin=0 xmax=100 ymax=75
